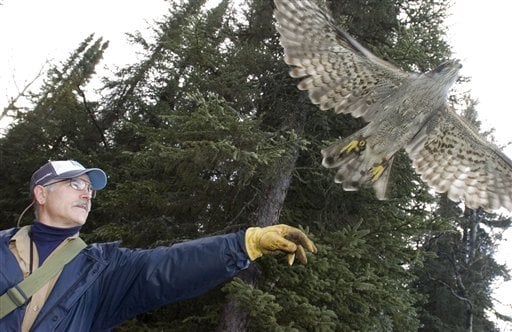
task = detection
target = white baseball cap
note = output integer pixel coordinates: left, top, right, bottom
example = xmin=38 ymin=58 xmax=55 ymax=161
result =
xmin=30 ymin=160 xmax=107 ymax=193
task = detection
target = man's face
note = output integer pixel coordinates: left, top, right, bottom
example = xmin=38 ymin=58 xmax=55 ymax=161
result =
xmin=36 ymin=174 xmax=93 ymax=228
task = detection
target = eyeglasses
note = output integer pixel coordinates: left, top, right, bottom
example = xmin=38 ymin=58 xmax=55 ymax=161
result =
xmin=43 ymin=178 xmax=97 ymax=199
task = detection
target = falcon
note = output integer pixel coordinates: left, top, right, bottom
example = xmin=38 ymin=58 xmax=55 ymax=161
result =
xmin=273 ymin=0 xmax=512 ymax=212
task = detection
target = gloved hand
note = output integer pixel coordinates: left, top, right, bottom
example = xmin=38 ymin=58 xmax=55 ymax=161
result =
xmin=245 ymin=224 xmax=317 ymax=265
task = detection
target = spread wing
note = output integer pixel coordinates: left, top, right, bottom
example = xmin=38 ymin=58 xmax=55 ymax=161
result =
xmin=273 ymin=0 xmax=413 ymax=121
xmin=406 ymin=107 xmax=512 ymax=211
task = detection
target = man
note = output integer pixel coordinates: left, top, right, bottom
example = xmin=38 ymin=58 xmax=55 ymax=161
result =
xmin=0 ymin=160 xmax=317 ymax=331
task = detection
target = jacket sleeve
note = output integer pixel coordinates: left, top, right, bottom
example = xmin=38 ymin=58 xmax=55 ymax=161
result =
xmin=94 ymin=230 xmax=250 ymax=329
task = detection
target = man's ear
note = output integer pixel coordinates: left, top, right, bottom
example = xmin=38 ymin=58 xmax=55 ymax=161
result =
xmin=33 ymin=185 xmax=47 ymax=205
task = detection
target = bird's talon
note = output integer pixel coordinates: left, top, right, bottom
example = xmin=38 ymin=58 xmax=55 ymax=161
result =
xmin=370 ymin=164 xmax=385 ymax=182
xmin=340 ymin=139 xmax=366 ymax=155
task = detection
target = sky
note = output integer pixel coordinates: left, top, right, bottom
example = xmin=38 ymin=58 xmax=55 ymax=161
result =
xmin=0 ymin=0 xmax=169 ymax=121
xmin=1 ymin=0 xmax=512 ymax=328
xmin=446 ymin=0 xmax=512 ymax=156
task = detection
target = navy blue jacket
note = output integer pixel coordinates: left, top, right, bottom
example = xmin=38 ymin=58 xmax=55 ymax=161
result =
xmin=0 ymin=228 xmax=250 ymax=331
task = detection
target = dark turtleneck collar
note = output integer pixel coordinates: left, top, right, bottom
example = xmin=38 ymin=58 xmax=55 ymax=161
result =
xmin=29 ymin=221 xmax=82 ymax=265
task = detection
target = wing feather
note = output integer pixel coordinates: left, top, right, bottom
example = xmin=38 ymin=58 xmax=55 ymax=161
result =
xmin=274 ymin=0 xmax=411 ymax=121
xmin=406 ymin=108 xmax=512 ymax=211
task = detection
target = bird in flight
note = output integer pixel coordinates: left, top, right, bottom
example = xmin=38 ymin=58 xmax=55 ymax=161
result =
xmin=273 ymin=0 xmax=512 ymax=212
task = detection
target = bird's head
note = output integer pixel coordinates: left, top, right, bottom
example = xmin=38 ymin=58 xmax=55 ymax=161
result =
xmin=428 ymin=59 xmax=462 ymax=84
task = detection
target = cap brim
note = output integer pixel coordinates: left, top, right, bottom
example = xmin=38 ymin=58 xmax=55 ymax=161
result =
xmin=55 ymin=168 xmax=107 ymax=190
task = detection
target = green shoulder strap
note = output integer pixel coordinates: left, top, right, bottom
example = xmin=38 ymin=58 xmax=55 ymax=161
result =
xmin=0 ymin=237 xmax=87 ymax=319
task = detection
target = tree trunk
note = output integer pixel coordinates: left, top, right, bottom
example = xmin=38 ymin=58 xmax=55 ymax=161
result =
xmin=216 ymin=98 xmax=307 ymax=331
xmin=216 ymin=145 xmax=301 ymax=331
xmin=463 ymin=208 xmax=480 ymax=332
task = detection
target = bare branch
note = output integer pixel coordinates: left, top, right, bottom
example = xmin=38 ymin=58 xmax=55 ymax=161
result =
xmin=428 ymin=273 xmax=472 ymax=308
xmin=1 ymin=62 xmax=47 ymax=120
xmin=75 ymin=84 xmax=109 ymax=149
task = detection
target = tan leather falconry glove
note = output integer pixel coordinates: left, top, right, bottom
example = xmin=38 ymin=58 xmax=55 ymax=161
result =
xmin=245 ymin=224 xmax=317 ymax=265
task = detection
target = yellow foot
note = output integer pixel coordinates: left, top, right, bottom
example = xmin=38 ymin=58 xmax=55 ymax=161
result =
xmin=340 ymin=139 xmax=366 ymax=155
xmin=370 ymin=164 xmax=385 ymax=182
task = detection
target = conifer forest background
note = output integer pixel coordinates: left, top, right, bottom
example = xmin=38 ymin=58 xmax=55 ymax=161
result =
xmin=1 ymin=0 xmax=511 ymax=330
